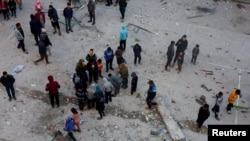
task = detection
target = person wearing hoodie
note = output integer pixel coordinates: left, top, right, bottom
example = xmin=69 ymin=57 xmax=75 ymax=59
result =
xmin=104 ymin=47 xmax=114 ymax=72
xmin=63 ymin=2 xmax=73 ymax=33
xmin=133 ymin=43 xmax=142 ymax=65
xmin=29 ymin=14 xmax=42 ymax=46
xmin=0 ymin=0 xmax=9 ymax=20
xmin=94 ymin=85 xmax=105 ymax=120
xmin=45 ymin=75 xmax=60 ymax=108
xmin=0 ymin=71 xmax=16 ymax=101
xmin=34 ymin=0 xmax=43 ymax=12
xmin=103 ymin=78 xmax=114 ymax=104
xmin=118 ymin=63 xmax=128 ymax=89
xmin=117 ymin=0 xmax=127 ymax=21
xmin=108 ymin=73 xmax=122 ymax=96
xmin=211 ymin=92 xmax=223 ymax=120
xmin=172 ymin=35 xmax=188 ymax=67
xmin=86 ymin=83 xmax=96 ymax=109
xmin=130 ymin=72 xmax=138 ymax=95
xmin=64 ymin=116 xmax=76 ymax=141
xmin=14 ymin=23 xmax=28 ymax=54
xmin=146 ymin=80 xmax=157 ymax=109
xmin=119 ymin=24 xmax=128 ymax=51
xmin=196 ymin=104 xmax=210 ymax=132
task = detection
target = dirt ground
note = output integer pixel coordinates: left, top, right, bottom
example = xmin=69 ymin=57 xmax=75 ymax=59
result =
xmin=0 ymin=0 xmax=250 ymax=141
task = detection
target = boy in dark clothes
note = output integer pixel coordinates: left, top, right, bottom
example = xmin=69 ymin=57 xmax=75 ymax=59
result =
xmin=130 ymin=72 xmax=138 ymax=95
xmin=177 ymin=52 xmax=184 ymax=73
xmin=191 ymin=44 xmax=200 ymax=65
xmin=196 ymin=104 xmax=210 ymax=132
xmin=165 ymin=41 xmax=175 ymax=71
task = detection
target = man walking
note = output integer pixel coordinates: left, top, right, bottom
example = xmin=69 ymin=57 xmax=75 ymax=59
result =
xmin=0 ymin=71 xmax=16 ymax=101
xmin=226 ymin=88 xmax=241 ymax=114
xmin=87 ymin=0 xmax=95 ymax=25
xmin=14 ymin=23 xmax=28 ymax=54
xmin=119 ymin=24 xmax=128 ymax=51
xmin=196 ymin=104 xmax=210 ymax=132
xmin=212 ymin=92 xmax=223 ymax=120
xmin=63 ymin=2 xmax=73 ymax=33
xmin=117 ymin=0 xmax=127 ymax=22
xmin=30 ymin=14 xmax=42 ymax=46
xmin=172 ymin=35 xmax=188 ymax=67
xmin=165 ymin=41 xmax=175 ymax=71
xmin=46 ymin=75 xmax=60 ymax=108
xmin=48 ymin=5 xmax=61 ymax=36
xmin=104 ymin=47 xmax=114 ymax=72
xmin=133 ymin=43 xmax=142 ymax=65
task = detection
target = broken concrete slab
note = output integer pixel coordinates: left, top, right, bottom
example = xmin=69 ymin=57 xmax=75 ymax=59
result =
xmin=157 ymin=105 xmax=185 ymax=141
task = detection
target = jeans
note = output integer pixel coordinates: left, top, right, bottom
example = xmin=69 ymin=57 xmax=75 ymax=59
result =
xmin=65 ymin=18 xmax=72 ymax=32
xmin=6 ymin=86 xmax=16 ymax=99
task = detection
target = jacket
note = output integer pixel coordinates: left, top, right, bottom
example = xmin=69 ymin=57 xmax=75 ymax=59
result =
xmin=109 ymin=75 xmax=122 ymax=87
xmin=119 ymin=0 xmax=127 ymax=8
xmin=133 ymin=44 xmax=142 ymax=56
xmin=40 ymin=33 xmax=52 ymax=47
xmin=30 ymin=17 xmax=42 ymax=34
xmin=87 ymin=61 xmax=98 ymax=74
xmin=196 ymin=107 xmax=210 ymax=123
xmin=228 ymin=88 xmax=239 ymax=104
xmin=103 ymin=78 xmax=113 ymax=92
xmin=48 ymin=8 xmax=59 ymax=22
xmin=46 ymin=75 xmax=60 ymax=94
xmin=38 ymin=39 xmax=47 ymax=55
xmin=131 ymin=72 xmax=138 ymax=88
xmin=104 ymin=49 xmax=114 ymax=61
xmin=175 ymin=39 xmax=188 ymax=52
xmin=63 ymin=7 xmax=73 ymax=18
xmin=147 ymin=85 xmax=156 ymax=96
xmin=94 ymin=85 xmax=104 ymax=99
xmin=167 ymin=44 xmax=175 ymax=58
xmin=8 ymin=0 xmax=16 ymax=9
xmin=97 ymin=61 xmax=103 ymax=71
xmin=64 ymin=117 xmax=74 ymax=132
xmin=15 ymin=28 xmax=24 ymax=41
xmin=75 ymin=89 xmax=87 ymax=101
xmin=86 ymin=53 xmax=97 ymax=62
xmin=115 ymin=48 xmax=123 ymax=57
xmin=34 ymin=12 xmax=45 ymax=26
xmin=119 ymin=63 xmax=128 ymax=78
xmin=215 ymin=94 xmax=223 ymax=106
xmin=120 ymin=24 xmax=128 ymax=40
xmin=192 ymin=47 xmax=199 ymax=56
xmin=87 ymin=1 xmax=95 ymax=12
xmin=0 ymin=75 xmax=15 ymax=88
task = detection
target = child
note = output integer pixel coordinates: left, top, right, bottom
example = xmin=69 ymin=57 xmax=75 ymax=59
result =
xmin=75 ymin=86 xmax=87 ymax=111
xmin=64 ymin=116 xmax=76 ymax=141
xmin=212 ymin=92 xmax=223 ymax=120
xmin=71 ymin=108 xmax=81 ymax=132
xmin=177 ymin=52 xmax=184 ymax=73
xmin=97 ymin=59 xmax=103 ymax=78
xmin=130 ymin=72 xmax=138 ymax=95
xmin=191 ymin=44 xmax=199 ymax=65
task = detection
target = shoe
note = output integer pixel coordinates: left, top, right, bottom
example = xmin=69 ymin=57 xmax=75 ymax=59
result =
xmin=13 ymin=97 xmax=17 ymax=100
xmin=97 ymin=117 xmax=102 ymax=120
xmin=24 ymin=51 xmax=29 ymax=54
xmin=66 ymin=31 xmax=69 ymax=34
xmin=35 ymin=43 xmax=38 ymax=46
xmin=110 ymin=68 xmax=114 ymax=70
xmin=58 ymin=32 xmax=62 ymax=36
xmin=197 ymin=128 xmax=201 ymax=132
xmin=215 ymin=117 xmax=220 ymax=120
xmin=92 ymin=22 xmax=95 ymax=25
xmin=103 ymin=113 xmax=106 ymax=116
xmin=34 ymin=61 xmax=38 ymax=65
xmin=227 ymin=111 xmax=231 ymax=114
xmin=46 ymin=62 xmax=51 ymax=65
xmin=145 ymin=107 xmax=151 ymax=110
xmin=88 ymin=20 xmax=92 ymax=23
xmin=9 ymin=98 xmax=12 ymax=102
xmin=70 ymin=30 xmax=73 ymax=32
xmin=105 ymin=4 xmax=110 ymax=6
xmin=53 ymin=31 xmax=57 ymax=34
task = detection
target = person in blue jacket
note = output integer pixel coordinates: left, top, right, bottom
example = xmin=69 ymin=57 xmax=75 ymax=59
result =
xmin=64 ymin=116 xmax=76 ymax=141
xmin=119 ymin=24 xmax=128 ymax=51
xmin=63 ymin=2 xmax=73 ymax=33
xmin=145 ymin=80 xmax=157 ymax=109
xmin=104 ymin=47 xmax=114 ymax=72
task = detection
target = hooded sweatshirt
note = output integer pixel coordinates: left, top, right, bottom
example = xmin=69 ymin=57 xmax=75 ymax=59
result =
xmin=103 ymin=78 xmax=114 ymax=92
xmin=228 ymin=88 xmax=239 ymax=104
xmin=120 ymin=24 xmax=128 ymax=41
xmin=46 ymin=75 xmax=60 ymax=94
xmin=94 ymin=84 xmax=104 ymax=99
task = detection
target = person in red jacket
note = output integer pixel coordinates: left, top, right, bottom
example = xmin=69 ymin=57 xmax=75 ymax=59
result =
xmin=34 ymin=9 xmax=45 ymax=27
xmin=46 ymin=75 xmax=60 ymax=108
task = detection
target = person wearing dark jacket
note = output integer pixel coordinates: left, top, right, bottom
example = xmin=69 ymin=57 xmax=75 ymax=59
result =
xmin=45 ymin=75 xmax=60 ymax=108
xmin=75 ymin=86 xmax=87 ymax=111
xmin=165 ymin=41 xmax=175 ymax=71
xmin=172 ymin=35 xmax=188 ymax=67
xmin=0 ymin=0 xmax=9 ymax=20
xmin=104 ymin=47 xmax=114 ymax=72
xmin=87 ymin=0 xmax=95 ymax=25
xmin=0 ymin=71 xmax=16 ymax=101
xmin=133 ymin=43 xmax=142 ymax=65
xmin=130 ymin=72 xmax=138 ymax=95
xmin=8 ymin=0 xmax=16 ymax=17
xmin=34 ymin=9 xmax=45 ymax=27
xmin=146 ymin=80 xmax=157 ymax=109
xmin=196 ymin=104 xmax=210 ymax=132
xmin=63 ymin=2 xmax=73 ymax=33
xmin=177 ymin=52 xmax=184 ymax=73
xmin=94 ymin=85 xmax=105 ymax=120
xmin=34 ymin=36 xmax=50 ymax=65
xmin=191 ymin=44 xmax=200 ymax=65
xmin=75 ymin=59 xmax=88 ymax=88
xmin=48 ymin=5 xmax=61 ymax=35
xmin=115 ymin=46 xmax=123 ymax=65
xmin=29 ymin=14 xmax=42 ymax=46
xmin=87 ymin=60 xmax=98 ymax=84
xmin=86 ymin=49 xmax=97 ymax=62
xmin=40 ymin=28 xmax=52 ymax=56
xmin=117 ymin=0 xmax=127 ymax=22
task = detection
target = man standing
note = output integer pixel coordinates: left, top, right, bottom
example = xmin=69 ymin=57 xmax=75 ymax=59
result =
xmin=104 ymin=47 xmax=114 ymax=72
xmin=30 ymin=14 xmax=42 ymax=46
xmin=0 ymin=71 xmax=16 ymax=101
xmin=108 ymin=73 xmax=122 ymax=96
xmin=34 ymin=9 xmax=46 ymax=27
xmin=120 ymin=24 xmax=128 ymax=51
xmin=63 ymin=2 xmax=73 ymax=33
xmin=226 ymin=88 xmax=241 ymax=114
xmin=46 ymin=75 xmax=60 ymax=108
xmin=172 ymin=35 xmax=188 ymax=67
xmin=133 ymin=43 xmax=142 ymax=65
xmin=15 ymin=23 xmax=28 ymax=54
xmin=48 ymin=5 xmax=61 ymax=36
xmin=196 ymin=104 xmax=210 ymax=132
xmin=212 ymin=92 xmax=223 ymax=120
xmin=117 ymin=0 xmax=127 ymax=22
xmin=103 ymin=78 xmax=114 ymax=104
xmin=165 ymin=41 xmax=175 ymax=71
xmin=87 ymin=0 xmax=95 ymax=25
xmin=145 ymin=80 xmax=157 ymax=109
xmin=177 ymin=52 xmax=184 ymax=73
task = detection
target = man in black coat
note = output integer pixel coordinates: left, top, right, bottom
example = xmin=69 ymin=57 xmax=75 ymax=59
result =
xmin=172 ymin=35 xmax=188 ymax=67
xmin=165 ymin=41 xmax=175 ymax=71
xmin=0 ymin=71 xmax=16 ymax=101
xmin=133 ymin=43 xmax=142 ymax=65
xmin=196 ymin=104 xmax=210 ymax=132
xmin=29 ymin=14 xmax=42 ymax=46
xmin=63 ymin=2 xmax=73 ymax=33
